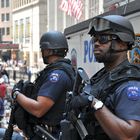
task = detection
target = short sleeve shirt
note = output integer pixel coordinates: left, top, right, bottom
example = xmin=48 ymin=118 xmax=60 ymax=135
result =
xmin=108 ymin=81 xmax=140 ymax=121
xmin=38 ymin=69 xmax=72 ymax=102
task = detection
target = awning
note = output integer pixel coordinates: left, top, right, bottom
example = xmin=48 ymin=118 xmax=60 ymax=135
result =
xmin=0 ymin=43 xmax=19 ymax=50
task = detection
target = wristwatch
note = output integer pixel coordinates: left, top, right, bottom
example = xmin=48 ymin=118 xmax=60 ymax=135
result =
xmin=91 ymin=98 xmax=104 ymax=111
xmin=13 ymin=91 xmax=20 ymax=100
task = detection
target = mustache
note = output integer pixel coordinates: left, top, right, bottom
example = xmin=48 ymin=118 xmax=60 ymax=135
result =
xmin=94 ymin=46 xmax=102 ymax=52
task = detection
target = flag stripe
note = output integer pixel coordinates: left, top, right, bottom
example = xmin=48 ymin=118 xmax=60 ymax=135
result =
xmin=59 ymin=0 xmax=83 ymax=20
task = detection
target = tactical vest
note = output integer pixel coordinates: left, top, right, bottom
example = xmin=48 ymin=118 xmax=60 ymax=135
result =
xmin=86 ymin=60 xmax=140 ymax=140
xmin=14 ymin=58 xmax=75 ymax=138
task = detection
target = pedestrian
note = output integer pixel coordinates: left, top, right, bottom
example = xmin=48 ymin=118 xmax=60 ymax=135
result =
xmin=0 ymin=97 xmax=4 ymax=122
xmin=1 ymin=69 xmax=9 ymax=84
xmin=11 ymin=31 xmax=75 ymax=139
xmin=0 ymin=78 xmax=7 ymax=99
xmin=0 ymin=77 xmax=6 ymax=121
xmin=0 ymin=128 xmax=25 ymax=140
xmin=71 ymin=15 xmax=140 ymax=140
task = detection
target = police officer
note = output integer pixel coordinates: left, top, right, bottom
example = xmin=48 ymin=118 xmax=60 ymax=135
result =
xmin=11 ymin=31 xmax=75 ymax=140
xmin=71 ymin=15 xmax=140 ymax=140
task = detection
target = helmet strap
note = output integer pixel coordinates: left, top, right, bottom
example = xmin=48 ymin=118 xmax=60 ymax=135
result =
xmin=52 ymin=49 xmax=67 ymax=57
xmin=109 ymin=40 xmax=128 ymax=53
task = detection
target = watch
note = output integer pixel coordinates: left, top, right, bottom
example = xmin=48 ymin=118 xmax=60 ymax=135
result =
xmin=92 ymin=98 xmax=104 ymax=111
xmin=13 ymin=91 xmax=20 ymax=100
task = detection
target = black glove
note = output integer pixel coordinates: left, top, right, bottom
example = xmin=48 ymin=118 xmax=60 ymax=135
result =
xmin=70 ymin=92 xmax=94 ymax=109
xmin=12 ymin=80 xmax=24 ymax=98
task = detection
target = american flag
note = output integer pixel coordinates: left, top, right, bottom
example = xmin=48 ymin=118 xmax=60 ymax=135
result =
xmin=59 ymin=0 xmax=83 ymax=20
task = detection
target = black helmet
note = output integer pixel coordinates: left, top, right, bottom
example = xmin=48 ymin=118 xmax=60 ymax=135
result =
xmin=40 ymin=31 xmax=68 ymax=50
xmin=88 ymin=15 xmax=135 ymax=47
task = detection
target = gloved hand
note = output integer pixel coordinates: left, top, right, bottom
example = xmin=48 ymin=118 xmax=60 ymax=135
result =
xmin=12 ymin=80 xmax=24 ymax=98
xmin=70 ymin=92 xmax=94 ymax=109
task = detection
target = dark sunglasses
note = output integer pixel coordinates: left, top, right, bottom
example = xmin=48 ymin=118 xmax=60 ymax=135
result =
xmin=92 ymin=34 xmax=118 ymax=44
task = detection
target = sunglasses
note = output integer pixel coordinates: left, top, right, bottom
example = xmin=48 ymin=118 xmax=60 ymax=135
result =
xmin=92 ymin=34 xmax=118 ymax=44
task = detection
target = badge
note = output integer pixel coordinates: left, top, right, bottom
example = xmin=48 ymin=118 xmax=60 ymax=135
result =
xmin=49 ymin=72 xmax=60 ymax=82
xmin=127 ymin=86 xmax=140 ymax=101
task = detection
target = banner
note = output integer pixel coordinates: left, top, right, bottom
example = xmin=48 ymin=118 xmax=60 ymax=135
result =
xmin=59 ymin=0 xmax=83 ymax=20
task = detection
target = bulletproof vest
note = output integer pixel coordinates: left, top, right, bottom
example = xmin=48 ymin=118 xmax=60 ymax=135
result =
xmin=87 ymin=60 xmax=140 ymax=139
xmin=32 ymin=58 xmax=75 ymax=99
xmin=91 ymin=60 xmax=140 ymax=101
xmin=14 ymin=58 xmax=75 ymax=137
xmin=33 ymin=58 xmax=75 ymax=125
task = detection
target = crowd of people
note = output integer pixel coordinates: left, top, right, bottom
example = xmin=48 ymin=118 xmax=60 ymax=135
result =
xmin=0 ymin=14 xmax=140 ymax=140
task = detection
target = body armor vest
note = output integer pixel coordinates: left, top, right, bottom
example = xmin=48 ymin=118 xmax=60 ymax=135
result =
xmin=14 ymin=58 xmax=75 ymax=138
xmin=87 ymin=60 xmax=140 ymax=139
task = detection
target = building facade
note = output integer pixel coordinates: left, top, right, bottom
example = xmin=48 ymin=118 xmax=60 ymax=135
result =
xmin=12 ymin=0 xmax=47 ymax=69
xmin=12 ymin=0 xmax=104 ymax=69
xmin=103 ymin=0 xmax=135 ymax=12
xmin=0 ymin=0 xmax=19 ymax=62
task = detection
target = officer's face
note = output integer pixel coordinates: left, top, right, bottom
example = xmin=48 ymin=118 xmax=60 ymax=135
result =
xmin=41 ymin=49 xmax=51 ymax=57
xmin=41 ymin=49 xmax=52 ymax=64
xmin=92 ymin=34 xmax=117 ymax=63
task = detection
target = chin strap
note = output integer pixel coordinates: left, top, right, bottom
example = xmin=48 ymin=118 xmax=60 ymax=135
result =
xmin=110 ymin=40 xmax=128 ymax=53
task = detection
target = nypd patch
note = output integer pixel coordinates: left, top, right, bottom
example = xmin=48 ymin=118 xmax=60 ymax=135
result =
xmin=49 ymin=72 xmax=60 ymax=82
xmin=127 ymin=86 xmax=140 ymax=101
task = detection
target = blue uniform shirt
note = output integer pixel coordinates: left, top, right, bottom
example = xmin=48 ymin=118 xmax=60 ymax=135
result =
xmin=37 ymin=69 xmax=73 ymax=125
xmin=38 ymin=69 xmax=72 ymax=101
xmin=107 ymin=81 xmax=140 ymax=121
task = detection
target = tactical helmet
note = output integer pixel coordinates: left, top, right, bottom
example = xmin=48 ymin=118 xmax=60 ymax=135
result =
xmin=40 ymin=31 xmax=68 ymax=50
xmin=88 ymin=15 xmax=135 ymax=47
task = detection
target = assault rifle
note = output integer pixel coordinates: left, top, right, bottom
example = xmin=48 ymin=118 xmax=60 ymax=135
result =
xmin=60 ymin=67 xmax=93 ymax=140
xmin=3 ymin=80 xmax=24 ymax=140
xmin=3 ymin=101 xmax=16 ymax=140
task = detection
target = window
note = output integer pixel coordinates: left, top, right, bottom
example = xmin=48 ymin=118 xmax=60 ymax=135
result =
xmin=0 ymin=29 xmax=2 ymax=41
xmin=14 ymin=20 xmax=18 ymax=42
xmin=6 ymin=0 xmax=9 ymax=7
xmin=0 ymin=28 xmax=5 ymax=35
xmin=6 ymin=27 xmax=10 ymax=35
xmin=6 ymin=13 xmax=10 ymax=21
xmin=1 ymin=14 xmax=5 ymax=21
xmin=20 ymin=19 xmax=24 ymax=42
xmin=25 ymin=17 xmax=30 ymax=43
xmin=1 ymin=0 xmax=4 ymax=8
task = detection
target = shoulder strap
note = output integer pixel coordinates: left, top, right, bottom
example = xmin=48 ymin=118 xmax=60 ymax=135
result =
xmin=34 ymin=59 xmax=75 ymax=94
xmin=99 ymin=62 xmax=140 ymax=102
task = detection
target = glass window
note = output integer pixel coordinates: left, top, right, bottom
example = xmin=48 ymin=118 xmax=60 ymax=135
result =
xmin=6 ymin=27 xmax=10 ymax=35
xmin=1 ymin=0 xmax=4 ymax=8
xmin=1 ymin=28 xmax=5 ymax=35
xmin=6 ymin=0 xmax=9 ymax=7
xmin=0 ymin=28 xmax=2 ymax=41
xmin=20 ymin=19 xmax=24 ymax=42
xmin=6 ymin=13 xmax=10 ymax=21
xmin=1 ymin=14 xmax=5 ymax=21
xmin=25 ymin=17 xmax=30 ymax=43
xmin=14 ymin=20 xmax=19 ymax=42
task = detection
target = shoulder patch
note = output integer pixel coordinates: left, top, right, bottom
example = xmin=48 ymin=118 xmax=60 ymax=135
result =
xmin=49 ymin=72 xmax=60 ymax=83
xmin=127 ymin=86 xmax=140 ymax=101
